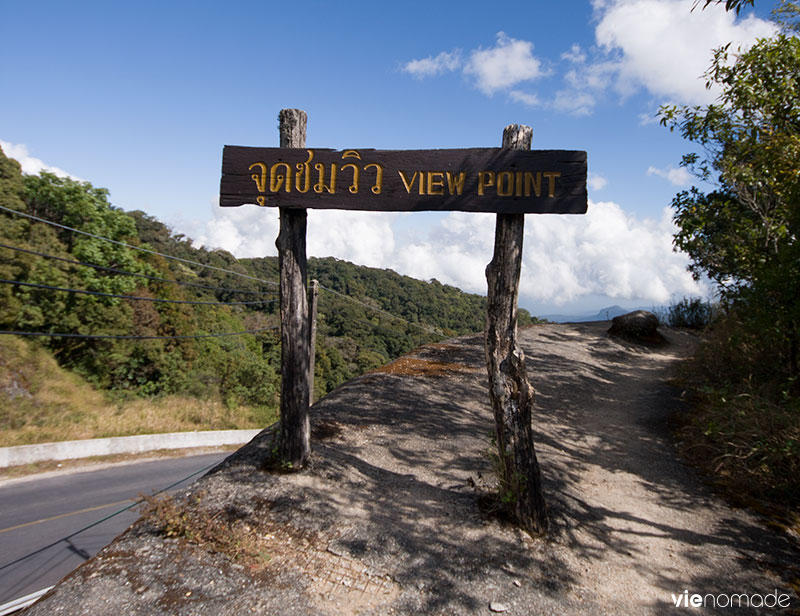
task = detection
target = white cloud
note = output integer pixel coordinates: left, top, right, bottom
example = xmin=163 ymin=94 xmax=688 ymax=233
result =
xmin=193 ymin=205 xmax=280 ymax=259
xmin=562 ymin=43 xmax=587 ymax=64
xmin=0 ymin=140 xmax=82 ymax=180
xmin=509 ymin=90 xmax=541 ymax=106
xmin=193 ymin=206 xmax=397 ymax=269
xmin=307 ymin=210 xmax=397 ymax=268
xmin=589 ymin=173 xmax=608 ymax=191
xmin=402 ymin=32 xmax=547 ymax=100
xmin=465 ymin=32 xmax=548 ymax=95
xmin=548 ymin=57 xmax=616 ymax=115
xmin=399 ymin=1 xmax=774 ymax=116
xmin=553 ymin=88 xmax=597 ymax=116
xmin=402 ymin=50 xmax=462 ymax=78
xmin=647 ymin=165 xmax=693 ymax=186
xmin=194 ymin=199 xmax=703 ymax=308
xmin=393 ymin=201 xmax=702 ymax=305
xmin=593 ymin=0 xmax=776 ymax=105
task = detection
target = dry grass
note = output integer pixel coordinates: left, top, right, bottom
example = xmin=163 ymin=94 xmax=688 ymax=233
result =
xmin=671 ymin=318 xmax=800 ymax=534
xmin=370 ymin=356 xmax=478 ymax=377
xmin=139 ymin=492 xmax=273 ymax=569
xmin=0 ymin=336 xmax=277 ymax=447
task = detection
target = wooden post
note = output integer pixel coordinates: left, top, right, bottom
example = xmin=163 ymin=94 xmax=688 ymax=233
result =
xmin=308 ymin=279 xmax=319 ymax=405
xmin=276 ymin=108 xmax=311 ymax=467
xmin=485 ymin=124 xmax=549 ymax=535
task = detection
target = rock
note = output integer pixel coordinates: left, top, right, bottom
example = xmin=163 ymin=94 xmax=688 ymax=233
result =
xmin=607 ymin=310 xmax=666 ymax=345
xmin=489 ymin=601 xmax=510 ymax=612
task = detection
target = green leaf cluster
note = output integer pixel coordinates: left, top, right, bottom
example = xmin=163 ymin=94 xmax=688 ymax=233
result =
xmin=659 ymin=27 xmax=800 ymax=386
xmin=660 ymin=9 xmax=800 ymax=517
xmin=0 ymin=147 xmax=281 ymax=409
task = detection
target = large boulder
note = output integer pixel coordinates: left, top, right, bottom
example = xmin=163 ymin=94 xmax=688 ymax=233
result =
xmin=607 ymin=310 xmax=666 ymax=345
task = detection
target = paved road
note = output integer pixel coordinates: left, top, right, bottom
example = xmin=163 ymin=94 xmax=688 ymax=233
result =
xmin=0 ymin=452 xmax=230 ymax=606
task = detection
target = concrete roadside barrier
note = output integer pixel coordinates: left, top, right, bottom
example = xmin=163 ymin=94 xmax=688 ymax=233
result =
xmin=0 ymin=429 xmax=262 ymax=468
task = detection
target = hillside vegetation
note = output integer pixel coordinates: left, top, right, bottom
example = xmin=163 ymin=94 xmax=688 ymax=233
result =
xmin=659 ymin=20 xmax=800 ymax=517
xmin=0 ymin=146 xmax=535 ymax=445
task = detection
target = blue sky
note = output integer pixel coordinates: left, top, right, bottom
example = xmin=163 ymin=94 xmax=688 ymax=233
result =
xmin=0 ymin=0 xmax=779 ymax=316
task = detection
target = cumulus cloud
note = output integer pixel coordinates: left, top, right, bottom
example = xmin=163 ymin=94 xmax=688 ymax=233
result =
xmin=193 ymin=206 xmax=397 ymax=269
xmin=392 ymin=201 xmax=702 ymax=305
xmin=588 ymin=173 xmax=608 ymax=191
xmin=402 ymin=50 xmax=462 ymax=78
xmin=399 ymin=1 xmax=774 ymax=115
xmin=593 ymin=0 xmax=776 ymax=105
xmin=647 ymin=164 xmax=693 ymax=186
xmin=562 ymin=43 xmax=588 ymax=64
xmin=194 ymin=199 xmax=703 ymax=307
xmin=553 ymin=88 xmax=598 ymax=116
xmin=0 ymin=140 xmax=82 ymax=180
xmin=402 ymin=32 xmax=547 ymax=100
xmin=508 ymin=90 xmax=541 ymax=106
xmin=465 ymin=32 xmax=548 ymax=95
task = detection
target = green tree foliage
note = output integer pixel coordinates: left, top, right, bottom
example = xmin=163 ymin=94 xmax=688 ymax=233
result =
xmin=660 ymin=30 xmax=800 ymax=382
xmin=0 ymin=163 xmax=281 ymax=407
xmin=0 ymin=146 xmax=29 ymax=324
xmin=660 ymin=10 xmax=800 ymax=512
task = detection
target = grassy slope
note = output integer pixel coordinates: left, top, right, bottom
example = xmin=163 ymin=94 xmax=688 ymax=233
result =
xmin=0 ymin=335 xmax=275 ymax=446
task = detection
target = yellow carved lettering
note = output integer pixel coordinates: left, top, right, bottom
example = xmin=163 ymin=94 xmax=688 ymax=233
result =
xmin=524 ymin=171 xmax=542 ymax=197
xmin=497 ymin=171 xmax=514 ymax=196
xmin=295 ymin=150 xmax=314 ymax=194
xmin=341 ymin=163 xmax=360 ymax=194
xmin=446 ymin=171 xmax=466 ymax=195
xmin=515 ymin=171 xmax=523 ymax=197
xmin=543 ymin=171 xmax=561 ymax=197
xmin=427 ymin=171 xmax=444 ymax=195
xmin=364 ymin=163 xmax=383 ymax=195
xmin=478 ymin=171 xmax=495 ymax=196
xmin=314 ymin=163 xmax=337 ymax=194
xmin=249 ymin=162 xmax=268 ymax=193
xmin=270 ymin=162 xmax=292 ymax=193
xmin=399 ymin=170 xmax=418 ymax=194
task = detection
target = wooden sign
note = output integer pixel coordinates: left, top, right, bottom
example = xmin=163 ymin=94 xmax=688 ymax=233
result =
xmin=220 ymin=147 xmax=587 ymax=215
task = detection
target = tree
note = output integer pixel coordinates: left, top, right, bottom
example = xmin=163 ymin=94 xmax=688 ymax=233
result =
xmin=659 ymin=29 xmax=800 ymax=379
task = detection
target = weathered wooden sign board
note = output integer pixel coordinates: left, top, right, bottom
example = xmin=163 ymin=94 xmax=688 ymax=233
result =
xmin=225 ymin=108 xmax=587 ymax=536
xmin=220 ymin=147 xmax=587 ymax=214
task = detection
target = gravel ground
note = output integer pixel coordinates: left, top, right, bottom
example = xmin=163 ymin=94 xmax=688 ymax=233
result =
xmin=24 ymin=322 xmax=800 ymax=615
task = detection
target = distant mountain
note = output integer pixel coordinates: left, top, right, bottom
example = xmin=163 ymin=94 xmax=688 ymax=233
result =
xmin=542 ymin=305 xmax=632 ymax=323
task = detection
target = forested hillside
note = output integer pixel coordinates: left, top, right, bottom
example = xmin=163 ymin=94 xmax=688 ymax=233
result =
xmin=0 ymin=145 xmax=535 ymax=442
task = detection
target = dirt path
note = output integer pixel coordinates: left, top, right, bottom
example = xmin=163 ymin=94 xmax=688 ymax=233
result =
xmin=25 ymin=323 xmax=799 ymax=615
xmin=521 ymin=323 xmax=799 ymax=614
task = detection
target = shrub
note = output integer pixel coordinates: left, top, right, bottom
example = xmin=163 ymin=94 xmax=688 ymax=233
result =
xmin=664 ymin=297 xmax=714 ymax=329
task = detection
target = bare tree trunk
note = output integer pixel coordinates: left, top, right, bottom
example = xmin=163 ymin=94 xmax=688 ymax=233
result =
xmin=276 ymin=108 xmax=310 ymax=467
xmin=485 ymin=124 xmax=549 ymax=535
xmin=308 ymin=279 xmax=319 ymax=405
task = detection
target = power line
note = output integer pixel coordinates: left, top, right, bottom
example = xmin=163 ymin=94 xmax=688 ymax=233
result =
xmin=0 ymin=278 xmax=279 ymax=307
xmin=0 ymin=457 xmax=224 ymax=575
xmin=0 ymin=241 xmax=275 ymax=296
xmin=0 ymin=204 xmax=278 ymax=287
xmin=0 ymin=326 xmax=278 ymax=341
xmin=0 ymin=207 xmax=449 ymax=339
